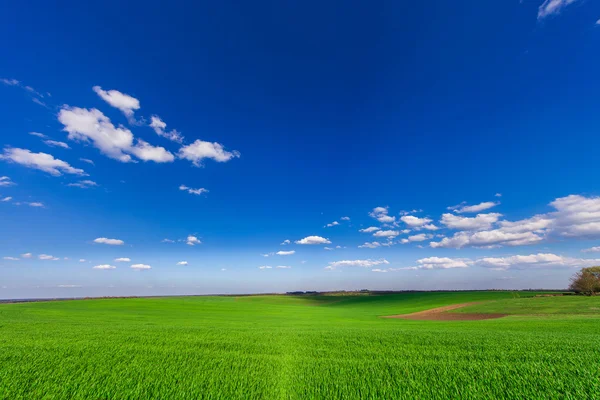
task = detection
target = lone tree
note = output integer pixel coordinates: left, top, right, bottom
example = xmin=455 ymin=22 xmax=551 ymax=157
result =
xmin=569 ymin=266 xmax=600 ymax=295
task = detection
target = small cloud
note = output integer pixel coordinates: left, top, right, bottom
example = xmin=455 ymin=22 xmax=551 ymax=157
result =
xmin=186 ymin=236 xmax=201 ymax=246
xmin=79 ymin=158 xmax=95 ymax=166
xmin=495 ymin=193 xmax=502 ymax=197
xmin=43 ymin=140 xmax=70 ymax=149
xmin=93 ymin=86 xmax=140 ymax=121
xmin=67 ymin=180 xmax=98 ymax=189
xmin=179 ymin=185 xmax=209 ymax=196
xmin=276 ymin=250 xmax=295 ymax=256
xmin=373 ymin=230 xmax=399 ymax=238
xmin=177 ymin=261 xmax=188 ymax=265
xmin=537 ymin=0 xmax=581 ymax=20
xmin=131 ymin=264 xmax=151 ymax=270
xmin=324 ymin=247 xmax=333 ymax=251
xmin=3 ymin=257 xmax=19 ymax=261
xmin=0 ymin=148 xmax=87 ymax=177
xmin=29 ymin=132 xmax=48 ymax=139
xmin=295 ymin=236 xmax=331 ymax=245
xmin=325 ymin=221 xmax=339 ymax=227
xmin=58 ymin=284 xmax=81 ymax=288
xmin=221 ymin=268 xmax=226 ymax=271
xmin=275 ymin=265 xmax=292 ymax=269
xmin=21 ymin=253 xmax=32 ymax=258
xmin=162 ymin=238 xmax=175 ymax=243
xmin=340 ymin=216 xmax=350 ymax=221
xmin=581 ymin=246 xmax=600 ymax=253
xmin=280 ymin=239 xmax=291 ymax=245
xmin=93 ymin=264 xmax=116 ymax=270
xmin=358 ymin=241 xmax=381 ymax=249
xmin=1 ymin=78 xmax=20 ymax=86
xmin=94 ymin=237 xmax=124 ymax=245
xmin=149 ymin=116 xmax=184 ymax=143
xmin=359 ymin=227 xmax=380 ymax=233
xmin=371 ymin=268 xmax=388 ymax=273
xmin=39 ymin=254 xmax=59 ymax=260
xmin=27 ymin=202 xmax=44 ymax=207
xmin=114 ymin=257 xmax=131 ymax=262
xmin=178 ymin=140 xmax=240 ymax=167
xmin=1 ymin=196 xmax=12 ymax=202
xmin=258 ymin=265 xmax=272 ymax=269
xmin=79 ymin=259 xmax=86 ymax=262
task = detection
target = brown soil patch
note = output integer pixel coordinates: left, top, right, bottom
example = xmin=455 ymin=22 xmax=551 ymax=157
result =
xmin=382 ymin=302 xmax=507 ymax=321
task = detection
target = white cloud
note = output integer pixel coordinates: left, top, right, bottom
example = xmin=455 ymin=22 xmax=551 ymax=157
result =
xmin=94 ymin=237 xmax=124 ymax=245
xmin=58 ymin=106 xmax=172 ymax=163
xmin=373 ymin=230 xmax=399 ymax=238
xmin=79 ymin=158 xmax=95 ymax=165
xmin=400 ymin=215 xmax=432 ymax=228
xmin=495 ymin=193 xmax=502 ymax=197
xmin=1 ymin=148 xmax=87 ymax=176
xmin=178 ymin=140 xmax=240 ymax=166
xmin=28 ymin=202 xmax=44 ymax=207
xmin=1 ymin=78 xmax=19 ymax=86
xmin=39 ymin=254 xmax=59 ymax=261
xmin=430 ymin=229 xmax=543 ymax=249
xmin=280 ymin=239 xmax=291 ymax=245
xmin=0 ymin=176 xmax=15 ymax=186
xmin=179 ymin=185 xmax=209 ymax=195
xmin=29 ymin=132 xmax=48 ymax=138
xmin=187 ymin=236 xmax=201 ymax=246
xmin=296 ymin=236 xmax=331 ymax=245
xmin=79 ymin=259 xmax=86 ymax=262
xmin=538 ymin=0 xmax=580 ymax=20
xmin=43 ymin=140 xmax=70 ymax=149
xmin=324 ymin=247 xmax=333 ymax=251
xmin=371 ymin=268 xmax=388 ymax=273
xmin=358 ymin=241 xmax=381 ymax=248
xmin=451 ymin=201 xmax=499 ymax=214
xmin=21 ymin=253 xmax=32 ymax=258
xmin=130 ymin=140 xmax=175 ymax=163
xmin=359 ymin=227 xmax=380 ymax=233
xmin=275 ymin=265 xmax=292 ymax=269
xmin=340 ymin=216 xmax=350 ymax=221
xmin=93 ymin=264 xmax=116 ymax=270
xmin=258 ymin=265 xmax=272 ymax=269
xmin=325 ymin=258 xmax=389 ymax=270
xmin=369 ymin=207 xmax=396 ymax=224
xmin=93 ymin=86 xmax=140 ymax=120
xmin=262 ymin=252 xmax=274 ymax=257
xmin=582 ymin=246 xmax=600 ymax=253
xmin=417 ymin=257 xmax=471 ymax=269
xmin=149 ymin=116 xmax=184 ymax=143
xmin=400 ymin=233 xmax=432 ymax=244
xmin=131 ymin=264 xmax=151 ymax=270
xmin=276 ymin=250 xmax=295 ymax=255
xmin=177 ymin=261 xmax=188 ymax=265
xmin=162 ymin=238 xmax=175 ymax=243
xmin=325 ymin=221 xmax=339 ymax=227
xmin=1 ymin=197 xmax=12 ymax=202
xmin=476 ymin=253 xmax=600 ymax=270
xmin=114 ymin=257 xmax=131 ymax=262
xmin=3 ymin=257 xmax=19 ymax=261
xmin=67 ymin=180 xmax=98 ymax=189
xmin=549 ymin=195 xmax=600 ymax=238
xmin=440 ymin=213 xmax=501 ymax=231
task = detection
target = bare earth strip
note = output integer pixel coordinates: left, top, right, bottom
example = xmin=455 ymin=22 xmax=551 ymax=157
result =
xmin=382 ymin=302 xmax=507 ymax=321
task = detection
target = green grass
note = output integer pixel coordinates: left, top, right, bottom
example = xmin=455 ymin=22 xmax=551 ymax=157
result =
xmin=1 ymin=291 xmax=599 ymax=399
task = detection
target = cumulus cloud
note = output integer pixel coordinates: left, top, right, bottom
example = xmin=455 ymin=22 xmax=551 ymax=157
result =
xmin=401 ymin=215 xmax=433 ymax=228
xmin=325 ymin=221 xmax=339 ymax=227
xmin=549 ymin=195 xmax=600 ymax=238
xmin=114 ymin=257 xmax=131 ymax=262
xmin=450 ymin=201 xmax=499 ymax=214
xmin=280 ymin=239 xmax=291 ymax=245
xmin=0 ymin=176 xmax=15 ymax=186
xmin=131 ymin=264 xmax=151 ymax=270
xmin=582 ymin=246 xmax=600 ymax=253
xmin=369 ymin=207 xmax=396 ymax=224
xmin=178 ymin=140 xmax=240 ymax=166
xmin=538 ymin=0 xmax=580 ymax=20
xmin=359 ymin=227 xmax=380 ymax=233
xmin=179 ymin=185 xmax=209 ymax=195
xmin=149 ymin=116 xmax=184 ymax=143
xmin=276 ymin=250 xmax=295 ymax=255
xmin=373 ymin=230 xmax=399 ymax=238
xmin=39 ymin=254 xmax=59 ymax=260
xmin=341 ymin=216 xmax=350 ymax=221
xmin=58 ymin=106 xmax=172 ymax=163
xmin=94 ymin=237 xmax=124 ymax=245
xmin=177 ymin=261 xmax=188 ymax=265
xmin=325 ymin=258 xmax=389 ymax=270
xmin=93 ymin=86 xmax=140 ymax=120
xmin=400 ymin=233 xmax=432 ymax=244
xmin=296 ymin=236 xmax=331 ymax=245
xmin=187 ymin=236 xmax=201 ymax=246
xmin=440 ymin=213 xmax=502 ymax=231
xmin=358 ymin=241 xmax=381 ymax=249
xmin=1 ymin=148 xmax=87 ymax=176
xmin=93 ymin=264 xmax=116 ymax=270
xmin=430 ymin=229 xmax=543 ymax=249
xmin=67 ymin=180 xmax=98 ymax=189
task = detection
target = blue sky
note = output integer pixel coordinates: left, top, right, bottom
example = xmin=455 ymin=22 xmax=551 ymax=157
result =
xmin=2 ymin=0 xmax=600 ymax=298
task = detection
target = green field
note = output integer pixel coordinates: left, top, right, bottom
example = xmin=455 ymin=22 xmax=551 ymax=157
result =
xmin=1 ymin=291 xmax=599 ymax=399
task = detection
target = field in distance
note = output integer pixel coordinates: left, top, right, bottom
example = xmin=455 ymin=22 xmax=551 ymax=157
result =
xmin=1 ymin=291 xmax=599 ymax=399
